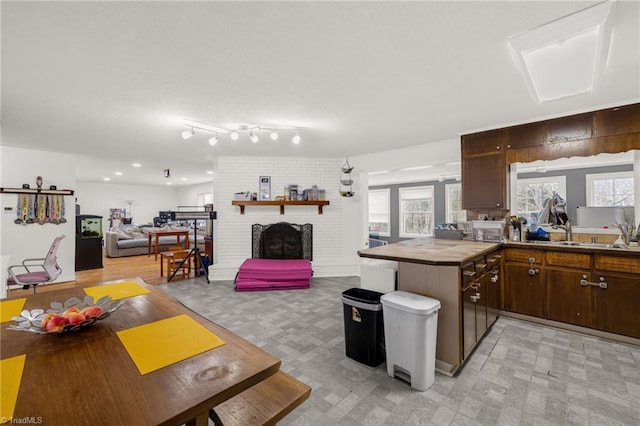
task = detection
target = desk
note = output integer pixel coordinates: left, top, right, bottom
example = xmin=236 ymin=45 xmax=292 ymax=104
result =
xmin=160 ymin=250 xmax=196 ymax=280
xmin=1 ymin=278 xmax=281 ymax=425
xmin=147 ymin=230 xmax=190 ymax=260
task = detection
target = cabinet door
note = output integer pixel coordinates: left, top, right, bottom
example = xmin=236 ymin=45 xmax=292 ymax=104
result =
xmin=592 ymin=272 xmax=640 ymax=338
xmin=462 ymin=284 xmax=477 ymax=360
xmin=486 ymin=268 xmax=501 ymax=328
xmin=546 ymin=268 xmax=591 ymax=328
xmin=504 ymin=263 xmax=546 ymax=318
xmin=461 ymin=153 xmax=506 ymax=209
xmin=594 ymin=103 xmax=640 ymax=137
xmin=461 ymin=129 xmax=504 ymax=156
xmin=547 ymin=112 xmax=594 ymax=143
xmin=504 ymin=121 xmax=546 ymax=149
xmin=475 ymin=275 xmax=488 ymax=339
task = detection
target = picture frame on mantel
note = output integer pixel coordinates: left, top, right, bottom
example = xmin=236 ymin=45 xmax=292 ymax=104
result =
xmin=259 ymin=176 xmax=271 ymax=200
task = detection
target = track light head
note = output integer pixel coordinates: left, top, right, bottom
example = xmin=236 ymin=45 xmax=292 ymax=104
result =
xmin=182 ymin=128 xmax=195 ymax=140
xmin=270 ymin=131 xmax=279 ymax=141
xmin=230 ymin=131 xmax=239 ymax=141
xmin=292 ymin=134 xmax=301 ymax=144
xmin=208 ymin=135 xmax=219 ymax=146
xmin=249 ymin=131 xmax=259 ymax=143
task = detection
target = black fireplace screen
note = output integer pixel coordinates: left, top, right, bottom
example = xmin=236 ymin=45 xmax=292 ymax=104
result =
xmin=252 ymin=222 xmax=313 ymax=260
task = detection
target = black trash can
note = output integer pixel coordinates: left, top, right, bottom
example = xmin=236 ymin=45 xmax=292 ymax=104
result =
xmin=341 ymin=287 xmax=385 ymax=367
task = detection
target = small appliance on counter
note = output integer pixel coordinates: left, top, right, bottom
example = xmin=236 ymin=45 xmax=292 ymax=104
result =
xmin=471 ymin=220 xmax=504 ymax=242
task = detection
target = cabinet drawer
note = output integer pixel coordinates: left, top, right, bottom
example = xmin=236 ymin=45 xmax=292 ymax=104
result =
xmin=461 ymin=262 xmax=476 ymax=287
xmin=594 ymin=255 xmax=640 ymax=274
xmin=545 ymin=251 xmax=591 ymax=269
xmin=504 ymin=248 xmax=543 ymax=264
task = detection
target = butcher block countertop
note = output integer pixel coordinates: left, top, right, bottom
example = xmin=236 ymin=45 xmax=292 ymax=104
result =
xmin=358 ymin=238 xmax=501 ymax=266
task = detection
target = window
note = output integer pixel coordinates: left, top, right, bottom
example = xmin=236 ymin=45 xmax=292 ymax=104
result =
xmin=368 ymin=189 xmax=390 ymax=236
xmin=445 ymin=183 xmax=467 ymax=223
xmin=197 ymin=192 xmax=213 ymax=207
xmin=517 ymin=176 xmax=566 ymax=222
xmin=399 ymin=186 xmax=434 ymax=238
xmin=586 ymin=171 xmax=634 ymax=206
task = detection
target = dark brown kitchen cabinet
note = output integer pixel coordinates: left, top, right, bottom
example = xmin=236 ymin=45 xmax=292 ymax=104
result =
xmin=591 ymin=272 xmax=640 ymax=338
xmin=546 ymin=268 xmax=592 ymax=328
xmin=503 ymin=248 xmax=545 ymax=318
xmin=461 ymin=258 xmax=489 ymax=360
xmin=460 ymin=129 xmax=504 ymax=155
xmin=594 ymin=103 xmax=640 ymax=137
xmin=546 ymin=112 xmax=594 ymax=143
xmin=485 ymin=251 xmax=502 ymax=328
xmin=504 ymin=121 xmax=546 ymax=149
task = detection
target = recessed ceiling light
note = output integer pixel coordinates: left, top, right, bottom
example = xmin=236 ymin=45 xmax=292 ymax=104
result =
xmin=114 ymin=171 xmax=123 ymax=176
xmin=399 ymin=165 xmax=434 ymax=172
xmin=132 ymin=163 xmax=141 ymax=168
xmin=166 ymin=182 xmax=172 ymax=185
xmin=181 ymin=177 xmax=187 ymax=181
xmin=103 ymin=177 xmax=111 ymax=181
xmin=206 ymin=171 xmax=213 ymax=175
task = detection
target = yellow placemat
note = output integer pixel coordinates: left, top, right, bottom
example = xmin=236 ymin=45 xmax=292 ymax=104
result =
xmin=84 ymin=280 xmax=150 ymax=301
xmin=0 ymin=299 xmax=26 ymax=323
xmin=1 ymin=354 xmax=26 ymax=421
xmin=116 ymin=314 xmax=225 ymax=375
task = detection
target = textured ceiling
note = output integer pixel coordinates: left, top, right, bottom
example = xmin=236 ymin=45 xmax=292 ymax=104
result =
xmin=2 ymin=1 xmax=638 ymax=186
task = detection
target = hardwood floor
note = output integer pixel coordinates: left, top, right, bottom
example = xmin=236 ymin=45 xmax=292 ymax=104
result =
xmin=7 ymin=251 xmax=185 ymax=297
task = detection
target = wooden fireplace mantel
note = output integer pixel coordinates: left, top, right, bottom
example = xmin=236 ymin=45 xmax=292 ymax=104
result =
xmin=231 ymin=200 xmax=330 ymax=215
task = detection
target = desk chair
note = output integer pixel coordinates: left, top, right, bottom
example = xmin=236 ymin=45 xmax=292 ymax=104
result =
xmin=7 ymin=235 xmax=65 ymax=293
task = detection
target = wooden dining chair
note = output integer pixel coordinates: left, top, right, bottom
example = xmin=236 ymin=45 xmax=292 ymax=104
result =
xmin=168 ymin=249 xmax=191 ymax=280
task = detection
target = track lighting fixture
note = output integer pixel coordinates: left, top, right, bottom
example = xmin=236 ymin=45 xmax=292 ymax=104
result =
xmin=181 ymin=127 xmax=195 ymax=140
xmin=181 ymin=119 xmax=304 ymax=146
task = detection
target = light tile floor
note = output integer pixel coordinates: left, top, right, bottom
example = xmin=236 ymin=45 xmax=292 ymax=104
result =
xmin=159 ymin=276 xmax=640 ymax=426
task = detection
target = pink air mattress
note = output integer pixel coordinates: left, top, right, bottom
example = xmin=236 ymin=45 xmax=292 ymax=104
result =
xmin=235 ymin=259 xmax=312 ymax=291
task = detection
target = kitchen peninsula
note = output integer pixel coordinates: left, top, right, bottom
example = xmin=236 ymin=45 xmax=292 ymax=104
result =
xmin=359 ymin=237 xmax=640 ymax=376
xmin=358 ymin=238 xmax=502 ymax=376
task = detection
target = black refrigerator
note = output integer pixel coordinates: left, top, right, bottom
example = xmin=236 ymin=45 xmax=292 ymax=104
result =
xmin=75 ymin=214 xmax=104 ymax=271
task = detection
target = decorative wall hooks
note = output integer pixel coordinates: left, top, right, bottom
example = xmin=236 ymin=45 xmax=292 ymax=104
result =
xmin=0 ymin=176 xmax=74 ymax=225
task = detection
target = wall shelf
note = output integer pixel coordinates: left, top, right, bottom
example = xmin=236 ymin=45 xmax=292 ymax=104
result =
xmin=0 ymin=187 xmax=74 ymax=196
xmin=232 ymin=200 xmax=329 ymax=215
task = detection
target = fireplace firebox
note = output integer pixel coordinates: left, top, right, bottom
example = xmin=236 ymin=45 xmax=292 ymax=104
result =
xmin=252 ymin=222 xmax=313 ymax=260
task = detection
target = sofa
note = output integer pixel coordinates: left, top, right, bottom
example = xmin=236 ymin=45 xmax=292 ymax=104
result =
xmin=105 ymin=226 xmax=206 ymax=258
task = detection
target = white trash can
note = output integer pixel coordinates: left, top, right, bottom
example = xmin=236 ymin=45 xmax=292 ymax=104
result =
xmin=381 ymin=291 xmax=441 ymax=391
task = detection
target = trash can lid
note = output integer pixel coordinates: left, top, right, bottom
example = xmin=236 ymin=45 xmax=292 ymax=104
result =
xmin=381 ymin=291 xmax=440 ymax=315
xmin=342 ymin=287 xmax=383 ymax=304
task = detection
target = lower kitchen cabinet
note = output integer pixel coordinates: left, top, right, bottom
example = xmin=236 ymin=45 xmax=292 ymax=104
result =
xmin=546 ymin=268 xmax=591 ymax=328
xmin=486 ymin=267 xmax=501 ymax=327
xmin=504 ymin=263 xmax=546 ymax=318
xmin=592 ymin=272 xmax=640 ymax=338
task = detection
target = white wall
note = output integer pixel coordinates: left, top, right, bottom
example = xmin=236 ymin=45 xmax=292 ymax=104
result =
xmin=0 ymin=146 xmax=77 ymax=296
xmin=75 ymin=181 xmax=182 ymax=234
xmin=176 ymin=181 xmax=213 ymax=208
xmin=211 ymin=156 xmax=361 ymax=280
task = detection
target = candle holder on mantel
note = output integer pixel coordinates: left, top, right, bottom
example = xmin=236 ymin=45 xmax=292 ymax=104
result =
xmin=340 ymin=158 xmax=355 ymax=197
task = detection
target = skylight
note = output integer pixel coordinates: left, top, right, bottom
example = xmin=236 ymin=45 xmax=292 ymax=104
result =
xmin=508 ymin=1 xmax=615 ymax=103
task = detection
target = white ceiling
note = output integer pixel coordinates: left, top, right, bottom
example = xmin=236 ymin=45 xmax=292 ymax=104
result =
xmin=2 ymin=1 xmax=639 ymax=187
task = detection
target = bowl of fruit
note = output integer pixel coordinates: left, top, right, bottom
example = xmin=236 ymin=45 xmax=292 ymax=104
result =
xmin=8 ymin=295 xmax=122 ymax=334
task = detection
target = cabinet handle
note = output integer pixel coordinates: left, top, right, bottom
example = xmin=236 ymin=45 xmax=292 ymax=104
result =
xmin=496 ymin=203 xmax=501 ymax=207
xmin=599 ymin=276 xmax=607 ymax=289
xmin=470 ymin=295 xmax=479 ymax=303
xmin=491 ymin=275 xmax=498 ymax=283
xmin=528 ymin=268 xmax=539 ymax=276
xmin=506 ymin=144 xmax=512 ymax=149
xmin=579 ymin=275 xmax=608 ymax=289
xmin=463 ymin=271 xmax=476 ymax=277
xmin=496 ymin=145 xmax=501 ymax=150
xmin=580 ymin=275 xmax=588 ymax=287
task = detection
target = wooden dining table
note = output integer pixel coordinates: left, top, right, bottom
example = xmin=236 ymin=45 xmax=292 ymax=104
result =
xmin=0 ymin=278 xmax=281 ymax=426
xmin=146 ymin=229 xmax=190 ymax=260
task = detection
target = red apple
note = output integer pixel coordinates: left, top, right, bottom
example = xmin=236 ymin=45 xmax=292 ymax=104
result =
xmin=79 ymin=306 xmax=103 ymax=319
xmin=45 ymin=315 xmax=68 ymax=332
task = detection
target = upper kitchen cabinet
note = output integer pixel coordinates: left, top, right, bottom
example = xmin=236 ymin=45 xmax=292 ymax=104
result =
xmin=504 ymin=121 xmax=546 ymax=150
xmin=461 ymin=129 xmax=509 ymax=210
xmin=594 ymin=103 xmax=640 ymax=137
xmin=546 ymin=111 xmax=594 ymax=143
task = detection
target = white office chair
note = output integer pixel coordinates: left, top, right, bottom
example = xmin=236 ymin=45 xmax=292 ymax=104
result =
xmin=7 ymin=235 xmax=65 ymax=293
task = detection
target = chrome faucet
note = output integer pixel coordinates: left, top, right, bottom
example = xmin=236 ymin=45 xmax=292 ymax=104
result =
xmin=554 ymin=218 xmax=573 ymax=241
